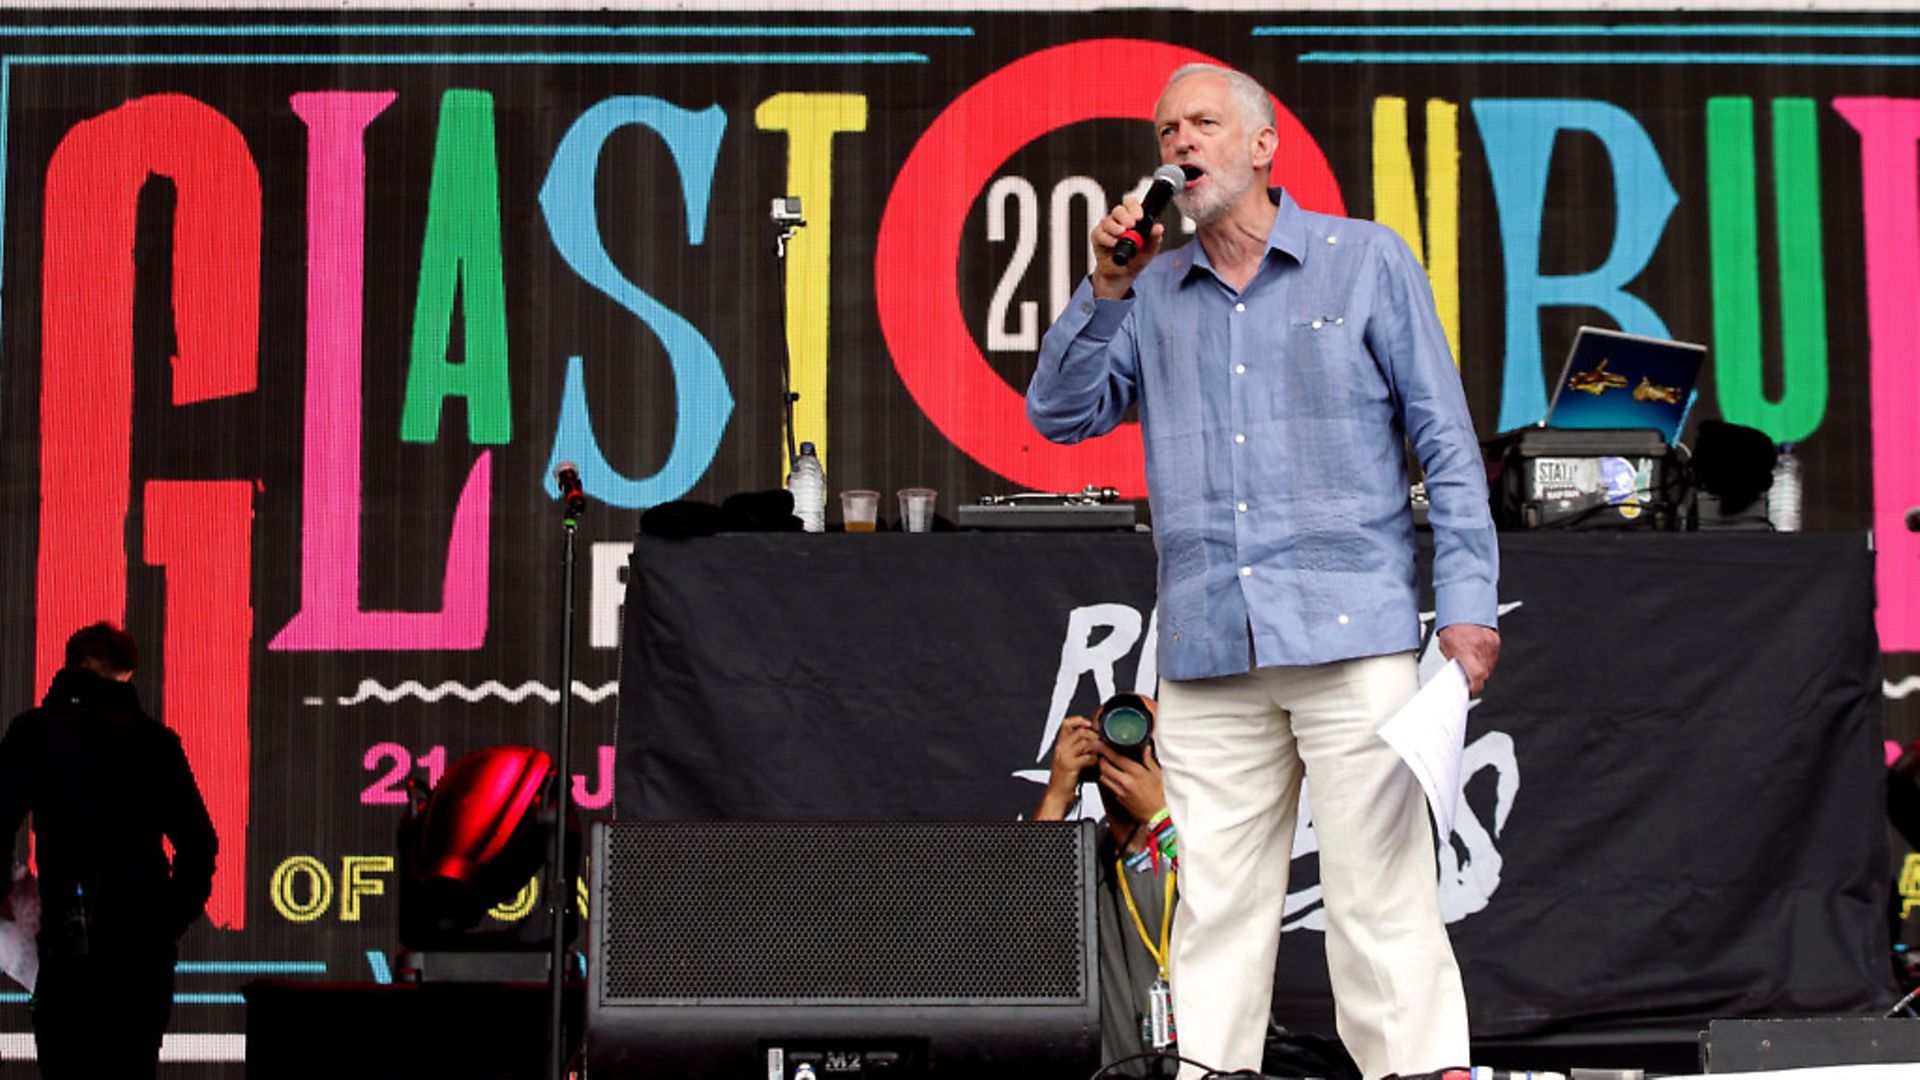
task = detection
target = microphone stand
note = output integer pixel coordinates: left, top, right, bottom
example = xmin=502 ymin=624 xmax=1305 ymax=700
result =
xmin=546 ymin=493 xmax=581 ymax=1080
xmin=773 ymin=197 xmax=806 ymax=467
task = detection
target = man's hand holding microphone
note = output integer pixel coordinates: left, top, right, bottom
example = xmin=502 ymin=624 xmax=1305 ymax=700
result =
xmin=1090 ymin=164 xmax=1192 ymax=299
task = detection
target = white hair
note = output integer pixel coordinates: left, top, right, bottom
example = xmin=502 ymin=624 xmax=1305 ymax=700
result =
xmin=1162 ymin=63 xmax=1275 ymax=131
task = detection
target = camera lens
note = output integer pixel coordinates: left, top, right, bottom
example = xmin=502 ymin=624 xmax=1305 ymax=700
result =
xmin=1100 ymin=706 xmax=1151 ymax=749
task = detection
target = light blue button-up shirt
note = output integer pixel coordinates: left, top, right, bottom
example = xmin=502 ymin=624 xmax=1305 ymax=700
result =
xmin=1027 ymin=189 xmax=1499 ymax=682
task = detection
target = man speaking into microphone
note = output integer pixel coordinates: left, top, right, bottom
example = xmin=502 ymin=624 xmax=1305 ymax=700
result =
xmin=1026 ymin=64 xmax=1500 ymax=1080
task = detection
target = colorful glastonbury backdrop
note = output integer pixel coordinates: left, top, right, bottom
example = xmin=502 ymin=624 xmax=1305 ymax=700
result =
xmin=6 ymin=5 xmax=1920 ymax=1071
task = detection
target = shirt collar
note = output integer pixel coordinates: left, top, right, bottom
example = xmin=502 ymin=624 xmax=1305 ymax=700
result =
xmin=1170 ymin=187 xmax=1306 ymax=285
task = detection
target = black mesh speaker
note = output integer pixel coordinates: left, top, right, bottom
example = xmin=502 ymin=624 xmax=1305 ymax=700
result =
xmin=587 ymin=820 xmax=1100 ymax=1079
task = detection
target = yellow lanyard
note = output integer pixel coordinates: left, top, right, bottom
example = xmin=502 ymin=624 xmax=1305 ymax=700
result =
xmin=1115 ymin=858 xmax=1176 ymax=981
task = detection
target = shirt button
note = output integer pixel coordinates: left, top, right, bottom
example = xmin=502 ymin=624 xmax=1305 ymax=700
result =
xmin=1337 ymin=614 xmax=1350 ymax=625
xmin=1311 ymin=319 xmax=1323 ymax=330
xmin=1234 ymin=433 xmax=1246 ymax=444
xmin=1240 ymin=566 xmax=1252 ymax=578
xmin=1081 ymin=302 xmax=1093 ymax=315
xmin=1236 ymin=501 xmax=1248 ymax=513
xmin=1335 ymin=316 xmax=1345 ymax=325
xmin=1234 ymin=363 xmax=1246 ymax=375
xmin=1326 ymin=235 xmax=1339 ymax=245
xmin=1234 ymin=302 xmax=1246 ymax=313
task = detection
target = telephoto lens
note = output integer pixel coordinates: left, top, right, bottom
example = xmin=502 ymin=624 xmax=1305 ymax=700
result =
xmin=1078 ymin=692 xmax=1156 ymax=786
xmin=1098 ymin=694 xmax=1154 ymax=758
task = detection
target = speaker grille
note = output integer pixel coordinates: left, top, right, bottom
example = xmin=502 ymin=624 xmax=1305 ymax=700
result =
xmin=598 ymin=821 xmax=1088 ymax=1003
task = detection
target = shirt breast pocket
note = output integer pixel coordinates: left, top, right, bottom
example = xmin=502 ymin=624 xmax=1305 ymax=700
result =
xmin=1279 ymin=315 xmax=1369 ymax=514
xmin=1284 ymin=314 xmax=1362 ymax=412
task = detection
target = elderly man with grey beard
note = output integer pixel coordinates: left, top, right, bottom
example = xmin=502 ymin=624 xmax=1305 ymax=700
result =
xmin=1027 ymin=63 xmax=1500 ymax=1080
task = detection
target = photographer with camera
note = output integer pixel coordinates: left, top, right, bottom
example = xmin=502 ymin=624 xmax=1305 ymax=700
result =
xmin=1036 ymin=696 xmax=1363 ymax=1080
xmin=1035 ymin=694 xmax=1179 ymax=1078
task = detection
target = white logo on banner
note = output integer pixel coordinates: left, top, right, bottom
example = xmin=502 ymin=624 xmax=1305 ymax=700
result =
xmin=1015 ymin=601 xmax=1523 ymax=930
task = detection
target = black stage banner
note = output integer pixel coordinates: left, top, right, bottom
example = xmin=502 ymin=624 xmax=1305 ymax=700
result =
xmin=619 ymin=531 xmax=1894 ymax=1036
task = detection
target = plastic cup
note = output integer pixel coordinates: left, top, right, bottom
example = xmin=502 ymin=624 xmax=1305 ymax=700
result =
xmin=840 ymin=490 xmax=880 ymax=532
xmin=898 ymin=487 xmax=938 ymax=533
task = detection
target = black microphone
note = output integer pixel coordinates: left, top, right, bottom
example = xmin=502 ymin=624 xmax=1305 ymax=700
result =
xmin=554 ymin=461 xmax=586 ymax=521
xmin=1112 ymin=164 xmax=1192 ymax=267
xmin=1906 ymin=506 xmax=1920 ymax=533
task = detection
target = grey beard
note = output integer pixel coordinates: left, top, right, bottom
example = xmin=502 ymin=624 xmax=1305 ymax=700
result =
xmin=1175 ymin=190 xmax=1230 ymax=226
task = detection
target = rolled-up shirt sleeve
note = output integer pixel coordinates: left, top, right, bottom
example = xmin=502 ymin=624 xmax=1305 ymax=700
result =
xmin=1367 ymin=234 xmax=1500 ymax=632
xmin=1027 ymin=277 xmax=1142 ymax=445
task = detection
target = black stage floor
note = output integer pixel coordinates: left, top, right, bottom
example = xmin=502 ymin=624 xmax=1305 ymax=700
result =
xmin=238 ymin=978 xmax=1739 ymax=1078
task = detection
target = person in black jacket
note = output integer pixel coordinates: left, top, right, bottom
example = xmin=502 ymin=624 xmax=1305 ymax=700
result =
xmin=0 ymin=622 xmax=218 ymax=1079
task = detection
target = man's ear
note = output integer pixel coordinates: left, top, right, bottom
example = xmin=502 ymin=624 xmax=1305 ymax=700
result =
xmin=1250 ymin=125 xmax=1278 ymax=173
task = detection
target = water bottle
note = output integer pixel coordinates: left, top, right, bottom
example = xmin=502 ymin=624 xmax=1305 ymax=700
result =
xmin=787 ymin=442 xmax=826 ymax=533
xmin=1769 ymin=442 xmax=1802 ymax=532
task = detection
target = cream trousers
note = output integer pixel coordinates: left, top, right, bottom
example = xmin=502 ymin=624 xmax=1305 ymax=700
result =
xmin=1156 ymin=652 xmax=1469 ymax=1080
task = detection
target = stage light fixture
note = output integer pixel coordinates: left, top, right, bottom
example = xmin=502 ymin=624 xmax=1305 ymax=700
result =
xmin=397 ymin=745 xmax=580 ymax=963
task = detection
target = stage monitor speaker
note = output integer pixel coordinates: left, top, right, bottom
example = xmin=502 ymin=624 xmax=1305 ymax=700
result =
xmin=586 ymin=819 xmax=1099 ymax=1079
xmin=1703 ymin=1017 xmax=1920 ymax=1072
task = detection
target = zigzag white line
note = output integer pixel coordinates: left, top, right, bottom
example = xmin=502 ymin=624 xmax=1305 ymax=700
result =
xmin=1887 ymin=676 xmax=1920 ymax=700
xmin=330 ymin=679 xmax=619 ymax=707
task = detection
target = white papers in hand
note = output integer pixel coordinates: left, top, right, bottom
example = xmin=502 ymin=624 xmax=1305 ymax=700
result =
xmin=1377 ymin=659 xmax=1471 ymax=839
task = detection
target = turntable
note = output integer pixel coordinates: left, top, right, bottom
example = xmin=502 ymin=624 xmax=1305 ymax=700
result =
xmin=957 ymin=486 xmax=1139 ymax=531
